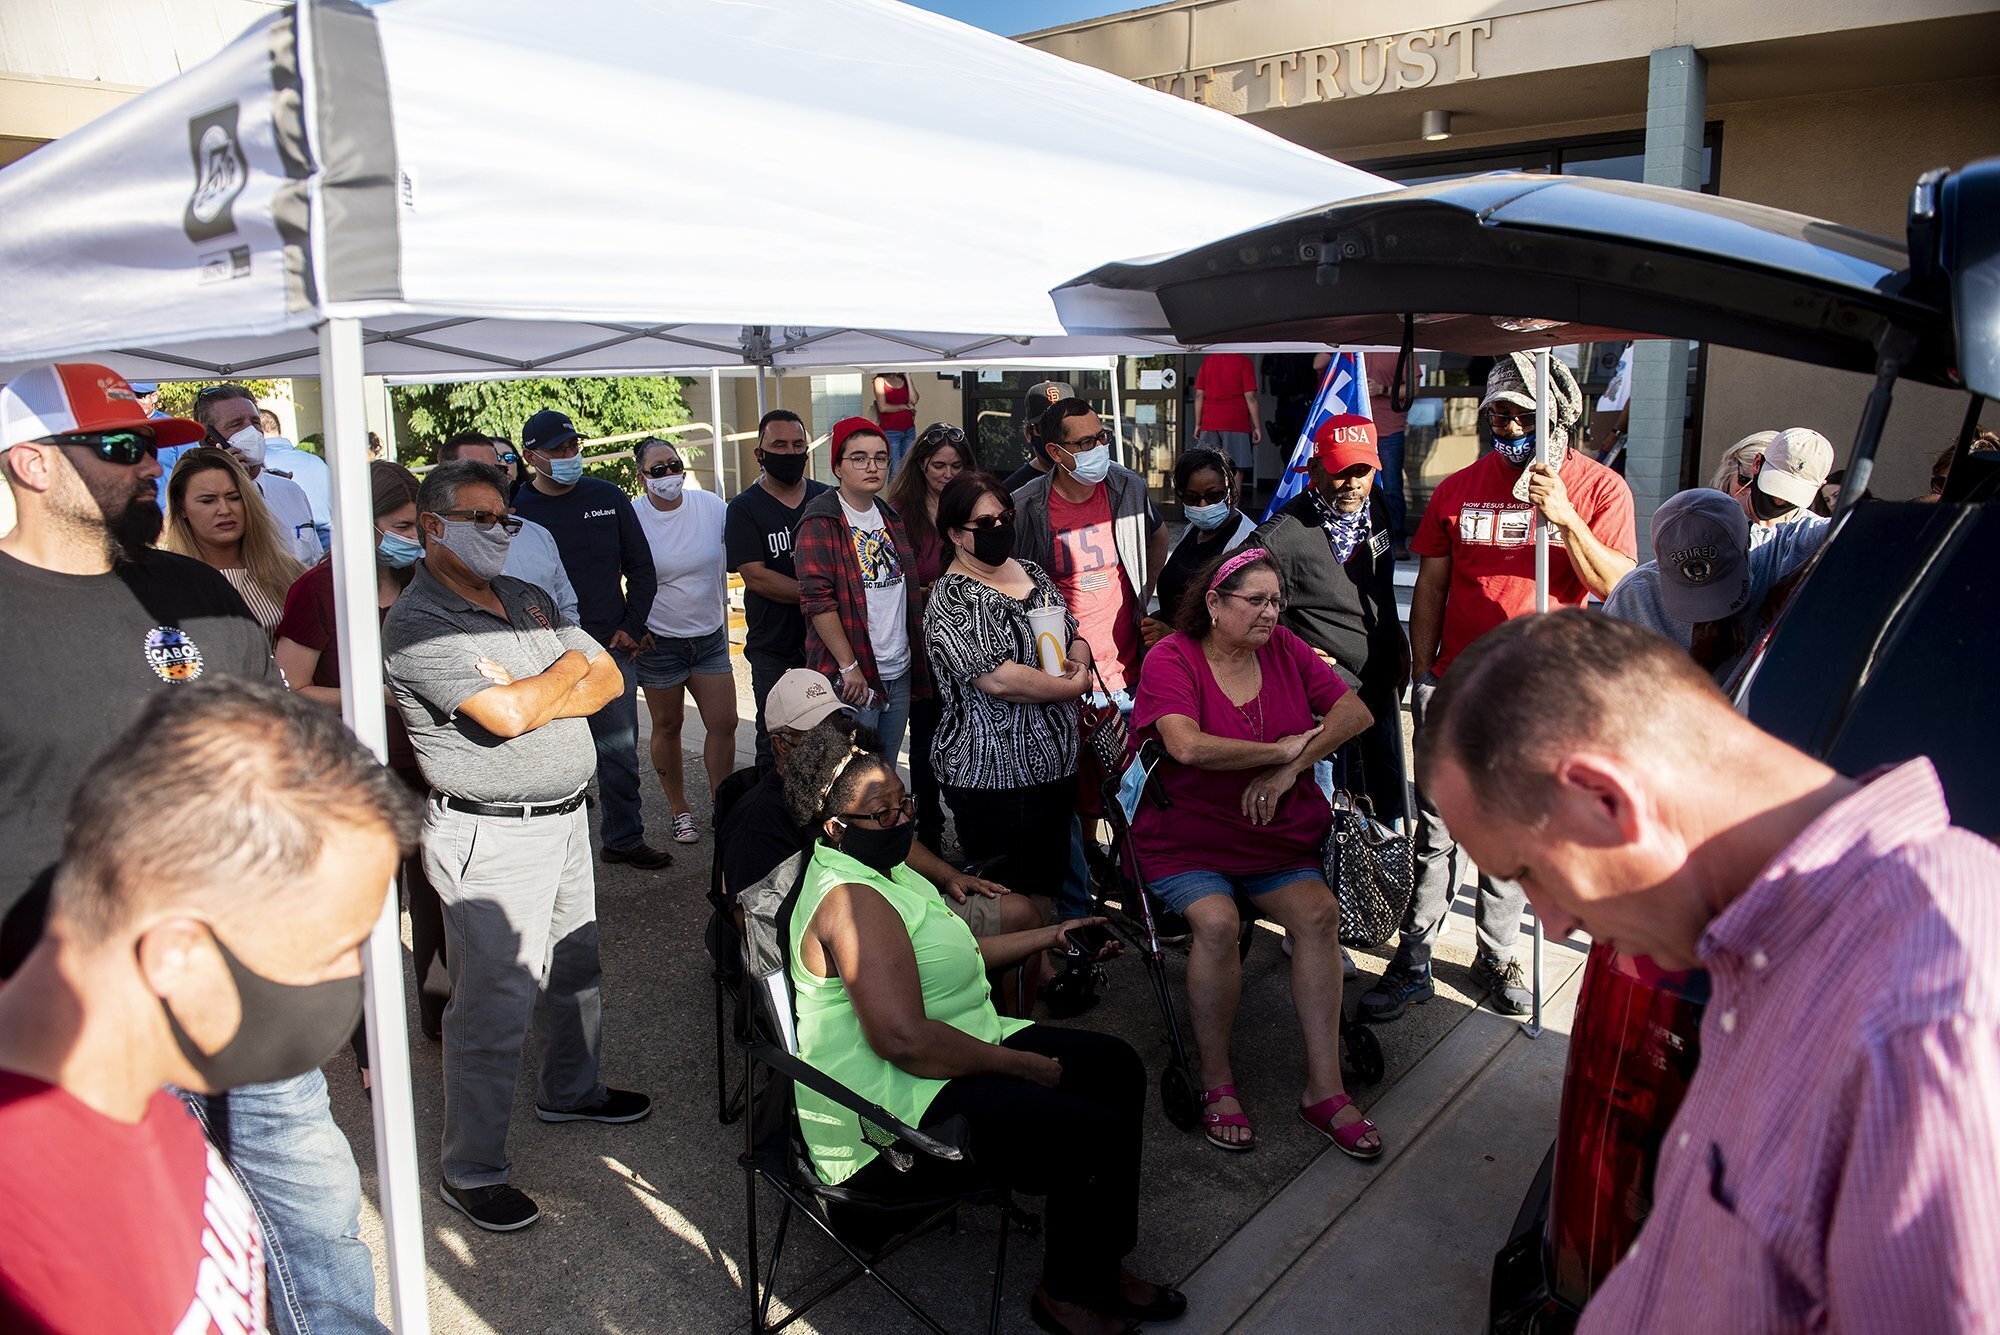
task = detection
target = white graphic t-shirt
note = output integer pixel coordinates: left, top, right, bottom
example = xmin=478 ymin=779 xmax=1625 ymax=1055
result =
xmin=842 ymin=497 xmax=910 ymax=681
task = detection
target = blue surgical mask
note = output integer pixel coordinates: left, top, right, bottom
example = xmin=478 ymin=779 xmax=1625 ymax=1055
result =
xmin=545 ymin=456 xmax=585 ymax=485
xmin=1185 ymin=500 xmax=1232 ymax=532
xmin=1064 ymin=444 xmax=1112 ymax=486
xmin=376 ymin=528 xmax=424 ymax=569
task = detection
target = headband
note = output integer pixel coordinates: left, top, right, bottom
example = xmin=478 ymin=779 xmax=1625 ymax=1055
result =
xmin=816 ymin=743 xmax=872 ymax=813
xmin=1209 ymin=547 xmax=1270 ymax=592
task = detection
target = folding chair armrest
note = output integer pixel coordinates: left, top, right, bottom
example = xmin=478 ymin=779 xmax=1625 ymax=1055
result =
xmin=741 ymin=1034 xmax=966 ymax=1163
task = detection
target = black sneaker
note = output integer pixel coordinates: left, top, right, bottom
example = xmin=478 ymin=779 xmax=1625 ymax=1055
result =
xmin=1358 ymin=964 xmax=1434 ymax=1023
xmin=1471 ymin=953 xmax=1533 ymax=1016
xmin=439 ymin=1181 xmax=540 ymax=1232
xmin=601 ymin=843 xmax=673 ymax=870
xmin=535 ymin=1088 xmax=653 ymax=1124
xmin=1150 ymin=900 xmax=1191 ymax=946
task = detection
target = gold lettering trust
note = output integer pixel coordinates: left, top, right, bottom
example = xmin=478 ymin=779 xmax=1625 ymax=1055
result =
xmin=1137 ymin=21 xmax=1491 ymax=113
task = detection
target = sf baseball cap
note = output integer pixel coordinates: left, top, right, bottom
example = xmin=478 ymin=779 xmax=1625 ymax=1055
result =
xmin=1652 ymin=487 xmax=1752 ymax=624
xmin=1021 ymin=381 xmax=1075 ymax=433
xmin=0 ymin=363 xmax=203 ymax=453
xmin=764 ymin=668 xmax=854 ymax=733
xmin=1310 ymin=414 xmax=1381 ymax=474
xmin=1754 ymin=427 xmax=1834 ymax=509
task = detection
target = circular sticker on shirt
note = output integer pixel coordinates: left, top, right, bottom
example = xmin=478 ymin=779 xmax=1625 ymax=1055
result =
xmin=143 ymin=625 xmax=206 ymax=682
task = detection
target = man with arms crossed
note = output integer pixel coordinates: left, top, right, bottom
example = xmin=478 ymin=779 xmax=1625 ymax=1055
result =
xmin=1423 ymin=612 xmax=2000 ymax=1334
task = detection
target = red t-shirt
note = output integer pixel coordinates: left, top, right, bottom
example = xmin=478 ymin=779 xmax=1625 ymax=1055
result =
xmin=1194 ymin=354 xmax=1257 ymax=433
xmin=1129 ymin=626 xmax=1348 ymax=878
xmin=1410 ymin=450 xmax=1636 ymax=676
xmin=877 ymin=379 xmax=915 ymax=432
xmin=1048 ymin=483 xmax=1140 ymax=693
xmin=0 ymin=1072 xmax=267 ymax=1333
xmin=275 ymin=561 xmax=418 ymax=770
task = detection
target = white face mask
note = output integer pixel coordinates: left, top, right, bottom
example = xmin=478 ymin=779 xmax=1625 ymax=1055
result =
xmin=225 ymin=424 xmax=266 ymax=467
xmin=645 ymin=474 xmax=686 ymax=503
xmin=1064 ymin=443 xmax=1111 ymax=485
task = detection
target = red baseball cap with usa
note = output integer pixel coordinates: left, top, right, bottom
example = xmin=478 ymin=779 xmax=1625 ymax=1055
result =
xmin=1310 ymin=414 xmax=1380 ymax=474
xmin=0 ymin=362 xmax=203 ymax=452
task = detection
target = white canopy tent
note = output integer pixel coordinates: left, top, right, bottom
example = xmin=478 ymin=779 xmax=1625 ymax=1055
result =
xmin=0 ymin=0 xmax=1392 ymax=1326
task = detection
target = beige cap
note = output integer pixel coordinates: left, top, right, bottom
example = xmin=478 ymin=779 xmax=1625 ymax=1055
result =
xmin=1755 ymin=427 xmax=1834 ymax=509
xmin=764 ymin=668 xmax=852 ymax=733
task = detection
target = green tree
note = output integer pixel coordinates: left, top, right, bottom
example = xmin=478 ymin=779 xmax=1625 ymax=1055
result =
xmin=393 ymin=375 xmax=694 ymax=493
xmin=156 ymin=379 xmax=285 ymax=423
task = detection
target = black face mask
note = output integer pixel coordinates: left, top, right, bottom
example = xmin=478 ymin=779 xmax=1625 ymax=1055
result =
xmin=154 ymin=924 xmax=366 ymax=1092
xmin=835 ymin=820 xmax=915 ymax=876
xmin=962 ymin=522 xmax=1016 ymax=567
xmin=760 ymin=450 xmax=808 ymax=487
xmin=1748 ymin=485 xmax=1795 ymax=523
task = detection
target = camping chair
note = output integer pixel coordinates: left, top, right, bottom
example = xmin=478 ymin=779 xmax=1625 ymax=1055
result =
xmin=708 ymin=765 xmax=770 ymax=1124
xmin=734 ymin=844 xmax=1035 ymax=1334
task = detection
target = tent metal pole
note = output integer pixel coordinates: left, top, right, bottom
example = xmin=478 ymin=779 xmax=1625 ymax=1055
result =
xmin=756 ymin=367 xmax=768 ymax=421
xmin=1525 ymin=347 xmax=1552 ymax=1041
xmin=1109 ymin=359 xmax=1126 ymax=468
xmin=709 ymin=367 xmax=725 ymax=493
xmin=320 ymin=316 xmax=432 ymax=1333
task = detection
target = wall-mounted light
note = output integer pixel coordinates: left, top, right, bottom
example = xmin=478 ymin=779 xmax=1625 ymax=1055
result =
xmin=1421 ymin=109 xmax=1452 ymax=141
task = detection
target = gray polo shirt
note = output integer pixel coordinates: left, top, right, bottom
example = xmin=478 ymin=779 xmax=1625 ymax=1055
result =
xmin=384 ymin=563 xmax=601 ymax=803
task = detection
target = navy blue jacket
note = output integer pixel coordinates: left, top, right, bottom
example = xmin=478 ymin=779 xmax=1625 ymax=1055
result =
xmin=511 ymin=477 xmax=656 ymax=645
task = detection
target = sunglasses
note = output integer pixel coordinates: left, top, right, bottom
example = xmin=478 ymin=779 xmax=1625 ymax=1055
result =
xmin=959 ymin=511 xmax=1016 ymax=531
xmin=642 ymin=460 xmax=685 ymax=478
xmin=54 ymin=429 xmax=159 ymax=466
xmin=919 ymin=425 xmax=968 ymax=445
xmin=1485 ymin=405 xmax=1537 ymax=428
xmin=432 ymin=509 xmax=524 ymax=535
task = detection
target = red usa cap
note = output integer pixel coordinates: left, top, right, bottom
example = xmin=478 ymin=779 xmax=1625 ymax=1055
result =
xmin=0 ymin=363 xmax=203 ymax=452
xmin=1309 ymin=414 xmax=1380 ymax=474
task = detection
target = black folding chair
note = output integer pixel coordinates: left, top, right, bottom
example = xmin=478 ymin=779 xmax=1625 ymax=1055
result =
xmin=708 ymin=765 xmax=769 ymax=1124
xmin=735 ymin=860 xmax=1034 ymax=1333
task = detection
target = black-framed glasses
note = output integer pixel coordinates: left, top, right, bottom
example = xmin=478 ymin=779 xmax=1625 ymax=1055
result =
xmin=642 ymin=460 xmax=685 ymax=478
xmin=1223 ymin=591 xmax=1285 ymax=613
xmin=433 ymin=508 xmax=523 ymax=535
xmin=835 ymin=795 xmax=915 ymax=828
xmin=533 ymin=440 xmax=581 ymax=458
xmin=959 ymin=511 xmax=1016 ymax=532
xmin=1059 ymin=429 xmax=1114 ymax=450
xmin=51 ymin=429 xmax=158 ymax=466
xmin=498 ymin=452 xmax=519 ymax=465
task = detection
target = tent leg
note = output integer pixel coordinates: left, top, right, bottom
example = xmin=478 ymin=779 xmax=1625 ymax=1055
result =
xmin=709 ymin=367 xmax=726 ymax=493
xmin=1109 ymin=360 xmax=1126 ymax=469
xmin=756 ymin=367 xmax=769 ymax=421
xmin=321 ymin=316 xmax=431 ymax=1334
xmin=1525 ymin=347 xmax=1553 ymax=1039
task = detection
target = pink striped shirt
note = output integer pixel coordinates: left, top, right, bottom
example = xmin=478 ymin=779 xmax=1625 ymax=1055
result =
xmin=1579 ymin=759 xmax=2000 ymax=1334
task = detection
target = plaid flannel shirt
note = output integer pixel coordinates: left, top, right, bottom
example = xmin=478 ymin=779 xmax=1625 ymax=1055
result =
xmin=794 ymin=490 xmax=931 ymax=699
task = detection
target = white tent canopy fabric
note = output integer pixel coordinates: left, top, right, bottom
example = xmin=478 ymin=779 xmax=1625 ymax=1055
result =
xmin=0 ymin=2 xmax=1396 ymax=1329
xmin=0 ymin=0 xmax=1391 ymax=381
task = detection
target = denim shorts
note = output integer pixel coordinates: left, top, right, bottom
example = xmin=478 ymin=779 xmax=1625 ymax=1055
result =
xmin=1150 ymin=866 xmax=1324 ymax=916
xmin=636 ymin=626 xmax=732 ymax=688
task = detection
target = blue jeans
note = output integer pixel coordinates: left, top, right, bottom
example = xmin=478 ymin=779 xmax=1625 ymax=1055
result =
xmin=180 ymin=1070 xmax=384 ymax=1334
xmin=1375 ymin=430 xmax=1407 ymax=541
xmin=854 ymin=670 xmax=913 ymax=770
xmin=586 ymin=651 xmax=646 ymax=851
xmin=884 ymin=428 xmax=918 ymax=472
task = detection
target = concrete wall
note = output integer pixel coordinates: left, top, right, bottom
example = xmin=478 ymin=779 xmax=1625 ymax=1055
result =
xmin=1701 ymin=74 xmax=2000 ymax=499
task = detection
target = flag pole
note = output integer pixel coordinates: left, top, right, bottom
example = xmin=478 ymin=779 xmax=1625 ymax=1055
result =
xmin=1526 ymin=348 xmax=1552 ymax=1040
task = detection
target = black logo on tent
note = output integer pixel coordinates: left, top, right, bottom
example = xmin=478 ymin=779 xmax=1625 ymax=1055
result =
xmin=184 ymin=103 xmax=248 ymax=243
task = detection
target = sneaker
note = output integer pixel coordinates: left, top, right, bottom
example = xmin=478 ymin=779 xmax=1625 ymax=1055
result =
xmin=671 ymin=812 xmax=700 ymax=845
xmin=535 ymin=1088 xmax=653 ymax=1124
xmin=601 ymin=843 xmax=673 ymax=869
xmin=1150 ymin=900 xmax=1191 ymax=946
xmin=439 ymin=1181 xmax=540 ymax=1232
xmin=1277 ymin=937 xmax=1360 ymax=979
xmin=1472 ymin=953 xmax=1533 ymax=1016
xmin=1358 ymin=964 xmax=1434 ymax=1023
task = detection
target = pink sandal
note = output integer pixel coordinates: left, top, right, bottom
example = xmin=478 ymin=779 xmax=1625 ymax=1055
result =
xmin=1299 ymin=1092 xmax=1383 ymax=1159
xmin=1201 ymin=1084 xmax=1256 ymax=1152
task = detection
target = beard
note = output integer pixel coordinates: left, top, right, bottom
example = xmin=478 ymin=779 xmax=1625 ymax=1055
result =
xmin=56 ymin=458 xmax=163 ymax=565
xmin=104 ymin=495 xmax=165 ymax=562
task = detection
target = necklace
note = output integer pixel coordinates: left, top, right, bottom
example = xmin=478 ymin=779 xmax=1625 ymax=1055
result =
xmin=1235 ymin=692 xmax=1265 ymax=739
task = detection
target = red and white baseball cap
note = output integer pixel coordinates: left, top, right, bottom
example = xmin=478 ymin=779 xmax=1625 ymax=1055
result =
xmin=1309 ymin=414 xmax=1381 ymax=474
xmin=0 ymin=363 xmax=204 ymax=453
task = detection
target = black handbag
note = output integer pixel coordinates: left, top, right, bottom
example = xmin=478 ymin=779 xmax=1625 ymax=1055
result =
xmin=1321 ymin=788 xmax=1414 ymax=948
xmin=1077 ymin=662 xmax=1128 ymax=779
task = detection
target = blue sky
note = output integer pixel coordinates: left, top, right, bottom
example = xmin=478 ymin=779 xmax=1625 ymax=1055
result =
xmin=904 ymin=2 xmax=1139 ymax=37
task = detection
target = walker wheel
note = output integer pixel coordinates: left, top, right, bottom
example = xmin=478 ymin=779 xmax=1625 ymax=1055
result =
xmin=1343 ymin=1021 xmax=1386 ymax=1086
xmin=1160 ymin=1063 xmax=1202 ymax=1130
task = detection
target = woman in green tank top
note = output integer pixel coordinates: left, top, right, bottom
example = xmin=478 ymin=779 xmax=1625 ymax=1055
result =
xmin=782 ymin=726 xmax=1186 ymax=1335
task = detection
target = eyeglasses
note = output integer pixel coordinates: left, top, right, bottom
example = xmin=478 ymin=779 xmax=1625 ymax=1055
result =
xmin=1179 ymin=489 xmax=1229 ymax=508
xmin=51 ymin=429 xmax=158 ymax=466
xmin=1223 ymin=592 xmax=1285 ymax=613
xmin=1059 ymin=429 xmax=1114 ymax=450
xmin=432 ymin=509 xmax=524 ymax=535
xmin=533 ymin=441 xmax=581 ymax=458
xmin=960 ymin=511 xmax=1016 ymax=531
xmin=1485 ymin=405 xmax=1537 ymax=429
xmin=835 ymin=795 xmax=915 ymax=828
xmin=842 ymin=452 xmax=892 ymax=470
xmin=642 ymin=460 xmax=685 ymax=478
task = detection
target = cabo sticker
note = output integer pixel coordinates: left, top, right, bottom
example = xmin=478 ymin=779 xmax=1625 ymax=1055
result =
xmin=144 ymin=626 xmax=206 ymax=682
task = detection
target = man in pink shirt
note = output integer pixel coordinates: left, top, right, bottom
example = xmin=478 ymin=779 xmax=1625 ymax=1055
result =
xmin=1422 ymin=611 xmax=2000 ymax=1335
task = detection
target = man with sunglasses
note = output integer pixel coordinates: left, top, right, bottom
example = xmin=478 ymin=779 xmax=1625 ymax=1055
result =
xmin=1365 ymin=352 xmax=1636 ymax=1023
xmin=384 ymin=459 xmax=650 ymax=1233
xmin=439 ymin=430 xmax=578 ymax=625
xmin=188 ymin=384 xmax=324 ymax=564
xmin=511 ymin=408 xmax=670 ymax=870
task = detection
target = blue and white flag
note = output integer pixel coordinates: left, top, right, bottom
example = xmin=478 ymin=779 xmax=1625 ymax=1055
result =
xmin=1262 ymin=350 xmax=1374 ymax=520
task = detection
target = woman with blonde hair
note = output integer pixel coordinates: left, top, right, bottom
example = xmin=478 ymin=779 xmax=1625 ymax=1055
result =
xmin=1710 ymin=430 xmax=1779 ymax=515
xmin=163 ymin=446 xmax=304 ymax=637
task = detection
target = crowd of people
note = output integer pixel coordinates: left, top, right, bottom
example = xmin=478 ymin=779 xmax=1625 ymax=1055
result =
xmin=1 ymin=354 xmax=1993 ymax=1335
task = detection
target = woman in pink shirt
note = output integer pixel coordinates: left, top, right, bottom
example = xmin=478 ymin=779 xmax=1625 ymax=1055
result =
xmin=1130 ymin=548 xmax=1380 ymax=1157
